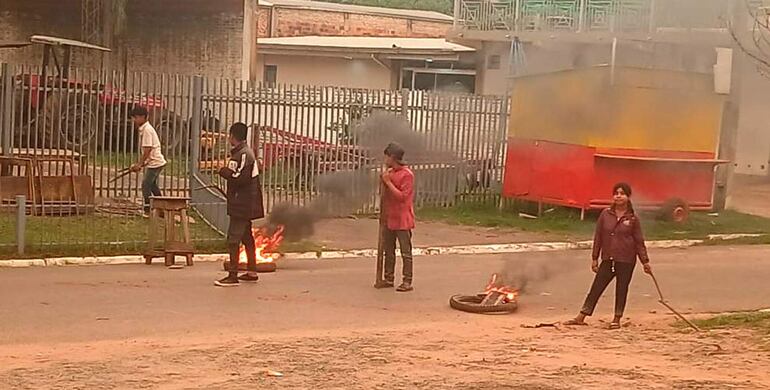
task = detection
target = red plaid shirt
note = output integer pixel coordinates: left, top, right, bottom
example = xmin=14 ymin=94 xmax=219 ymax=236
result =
xmin=383 ymin=166 xmax=415 ymax=231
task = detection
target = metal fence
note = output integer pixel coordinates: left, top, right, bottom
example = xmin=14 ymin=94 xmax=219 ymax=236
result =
xmin=0 ymin=61 xmax=510 ymax=254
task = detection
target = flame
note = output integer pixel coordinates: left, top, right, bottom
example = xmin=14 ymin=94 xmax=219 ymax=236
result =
xmin=484 ymin=273 xmax=519 ymax=303
xmin=239 ymin=225 xmax=285 ymax=264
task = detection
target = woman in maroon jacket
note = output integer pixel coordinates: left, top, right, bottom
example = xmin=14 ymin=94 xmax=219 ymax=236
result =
xmin=565 ymin=183 xmax=652 ymax=329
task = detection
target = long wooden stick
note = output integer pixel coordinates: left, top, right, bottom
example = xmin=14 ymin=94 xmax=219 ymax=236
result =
xmin=375 ymin=182 xmax=385 ymax=286
xmin=650 ymin=272 xmax=701 ymax=332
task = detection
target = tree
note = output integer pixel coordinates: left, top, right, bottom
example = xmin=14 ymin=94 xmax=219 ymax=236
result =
xmin=729 ymin=1 xmax=770 ymax=77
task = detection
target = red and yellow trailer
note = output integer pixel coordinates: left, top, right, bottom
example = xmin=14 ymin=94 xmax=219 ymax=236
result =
xmin=502 ymin=66 xmax=728 ymax=221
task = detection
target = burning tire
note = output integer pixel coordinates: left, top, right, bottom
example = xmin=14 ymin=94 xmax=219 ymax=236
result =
xmin=449 ymin=294 xmax=518 ymax=314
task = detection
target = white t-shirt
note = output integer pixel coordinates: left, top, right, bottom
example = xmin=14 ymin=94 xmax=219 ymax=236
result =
xmin=139 ymin=122 xmax=167 ymax=168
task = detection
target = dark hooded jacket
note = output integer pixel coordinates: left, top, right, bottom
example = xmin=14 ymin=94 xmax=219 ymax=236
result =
xmin=218 ymin=142 xmax=265 ymax=220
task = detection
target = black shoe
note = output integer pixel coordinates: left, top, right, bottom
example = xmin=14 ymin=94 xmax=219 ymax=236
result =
xmin=396 ymin=282 xmax=413 ymax=292
xmin=238 ymin=273 xmax=259 ymax=282
xmin=214 ymin=276 xmax=239 ymax=287
xmin=374 ymin=281 xmax=394 ymax=289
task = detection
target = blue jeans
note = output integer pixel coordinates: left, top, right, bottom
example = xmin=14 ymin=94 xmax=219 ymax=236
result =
xmin=142 ymin=166 xmax=164 ymax=213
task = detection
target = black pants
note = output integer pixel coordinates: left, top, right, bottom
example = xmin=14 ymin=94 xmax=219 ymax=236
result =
xmin=383 ymin=229 xmax=413 ymax=284
xmin=227 ymin=217 xmax=256 ymax=275
xmin=580 ymin=260 xmax=636 ymax=318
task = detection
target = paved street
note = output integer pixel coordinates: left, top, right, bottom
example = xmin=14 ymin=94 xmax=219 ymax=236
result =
xmin=1 ymin=245 xmax=769 ymax=388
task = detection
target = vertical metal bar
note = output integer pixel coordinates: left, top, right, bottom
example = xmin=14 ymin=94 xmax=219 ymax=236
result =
xmin=24 ymin=65 xmax=34 ymax=156
xmin=443 ymin=94 xmax=454 ymax=206
xmin=279 ymin=83 xmax=287 ymax=205
xmin=299 ymin=85 xmax=307 ymax=206
xmin=288 ymin=83 xmax=295 ymax=207
xmin=16 ymin=195 xmax=26 ymax=255
xmin=183 ymin=76 xmax=192 ymax=198
xmin=160 ymin=73 xmax=170 ymax=194
xmin=190 ymin=76 xmax=204 ymax=176
xmin=458 ymin=93 xmax=469 ymax=203
xmin=1 ymin=63 xmax=12 ymax=157
xmin=266 ymin=81 xmax=276 ymax=211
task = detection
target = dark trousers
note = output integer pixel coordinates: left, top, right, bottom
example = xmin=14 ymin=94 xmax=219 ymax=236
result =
xmin=580 ymin=260 xmax=636 ymax=318
xmin=227 ymin=217 xmax=256 ymax=276
xmin=142 ymin=167 xmax=163 ymax=213
xmin=383 ymin=229 xmax=413 ymax=284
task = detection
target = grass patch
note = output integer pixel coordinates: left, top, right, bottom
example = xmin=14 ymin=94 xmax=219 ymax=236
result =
xmin=676 ymin=312 xmax=770 ymax=350
xmin=417 ymin=201 xmax=770 ymax=241
xmin=417 ymin=202 xmax=593 ymax=238
xmin=0 ymin=213 xmax=222 ymax=259
xmin=0 ymin=212 xmax=326 ymax=259
xmin=691 ymin=312 xmax=770 ymax=332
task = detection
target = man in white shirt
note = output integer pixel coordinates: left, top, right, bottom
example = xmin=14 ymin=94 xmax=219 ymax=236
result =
xmin=130 ymin=106 xmax=167 ymax=213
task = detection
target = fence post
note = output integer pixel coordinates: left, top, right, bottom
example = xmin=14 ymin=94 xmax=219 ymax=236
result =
xmin=16 ymin=195 xmax=26 ymax=256
xmin=497 ymin=95 xmax=511 ymax=210
xmin=399 ymin=88 xmax=409 ymax=116
xmin=1 ymin=63 xmax=12 ymax=159
xmin=189 ymin=76 xmax=204 ymax=176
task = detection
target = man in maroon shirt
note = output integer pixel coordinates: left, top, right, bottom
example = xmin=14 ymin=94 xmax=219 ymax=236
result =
xmin=378 ymin=143 xmax=415 ymax=292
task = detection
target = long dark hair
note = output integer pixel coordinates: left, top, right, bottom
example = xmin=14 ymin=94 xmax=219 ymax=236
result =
xmin=612 ymin=182 xmax=635 ymax=215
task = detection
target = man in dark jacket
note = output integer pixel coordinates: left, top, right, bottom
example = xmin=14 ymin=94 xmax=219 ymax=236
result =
xmin=214 ymin=122 xmax=265 ymax=287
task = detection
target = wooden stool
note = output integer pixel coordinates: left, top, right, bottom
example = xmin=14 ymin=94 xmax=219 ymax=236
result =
xmin=144 ymin=196 xmax=194 ymax=267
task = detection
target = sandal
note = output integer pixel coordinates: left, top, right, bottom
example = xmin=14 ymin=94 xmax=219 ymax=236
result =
xmin=562 ymin=319 xmax=588 ymax=326
xmin=608 ymin=322 xmax=621 ymax=330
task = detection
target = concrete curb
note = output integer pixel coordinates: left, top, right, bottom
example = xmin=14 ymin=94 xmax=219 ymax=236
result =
xmin=0 ymin=234 xmax=762 ymax=268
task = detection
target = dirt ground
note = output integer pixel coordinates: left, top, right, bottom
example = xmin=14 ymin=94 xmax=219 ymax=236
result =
xmin=1 ymin=246 xmax=769 ymax=389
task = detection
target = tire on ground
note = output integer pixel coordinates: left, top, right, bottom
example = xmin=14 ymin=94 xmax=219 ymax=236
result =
xmin=449 ymin=294 xmax=518 ymax=314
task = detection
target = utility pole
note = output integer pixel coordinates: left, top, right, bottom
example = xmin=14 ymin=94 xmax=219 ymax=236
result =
xmin=714 ymin=0 xmax=746 ymax=211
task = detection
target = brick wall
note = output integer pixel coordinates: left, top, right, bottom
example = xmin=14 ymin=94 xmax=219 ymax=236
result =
xmin=0 ymin=0 xmax=81 ymax=65
xmin=0 ymin=0 xmax=247 ymax=79
xmin=258 ymin=6 xmax=450 ymax=38
xmin=120 ymin=0 xmax=245 ymax=78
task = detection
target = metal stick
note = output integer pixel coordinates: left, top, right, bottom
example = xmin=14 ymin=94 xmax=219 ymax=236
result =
xmin=650 ymin=272 xmax=701 ymax=332
xmin=108 ymin=167 xmax=133 ymax=183
xmin=192 ymin=184 xmax=227 ymax=198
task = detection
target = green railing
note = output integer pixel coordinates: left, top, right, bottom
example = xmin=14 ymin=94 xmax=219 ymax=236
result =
xmin=455 ymin=0 xmax=735 ymax=33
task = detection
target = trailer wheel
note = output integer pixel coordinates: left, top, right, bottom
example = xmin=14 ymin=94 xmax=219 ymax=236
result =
xmin=659 ymin=198 xmax=690 ymax=223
